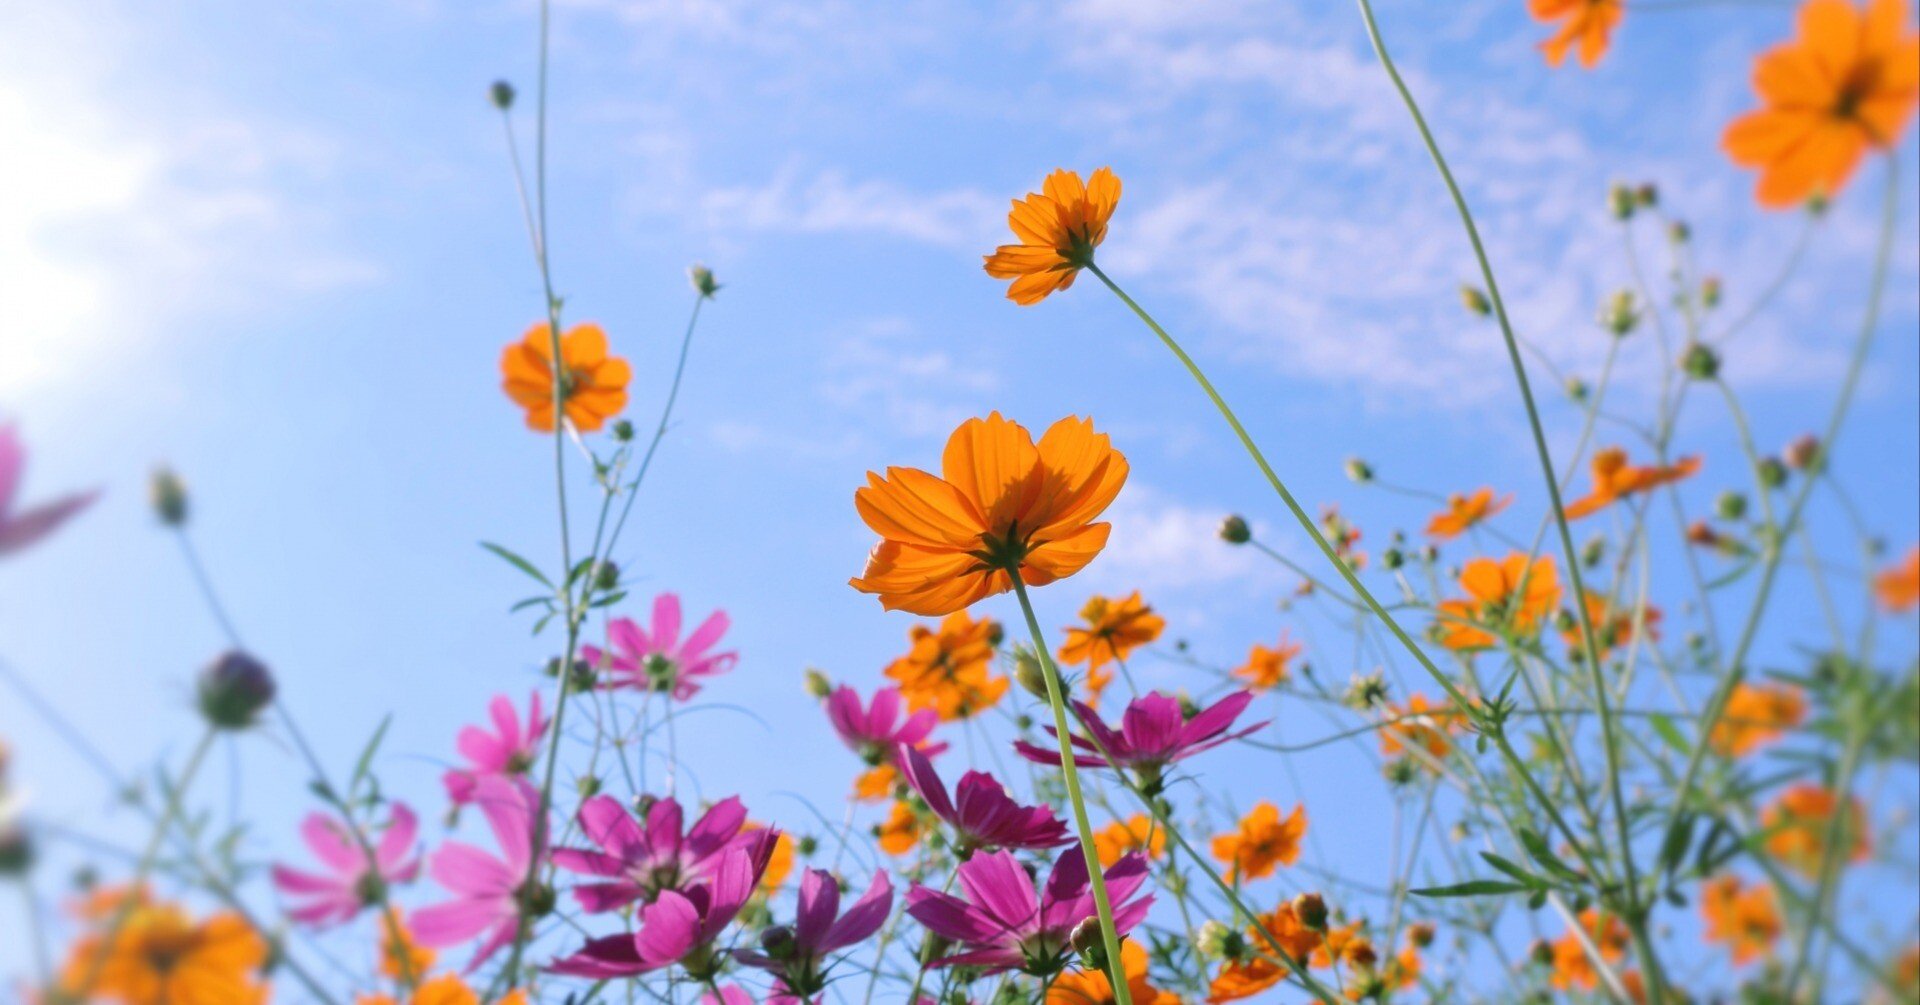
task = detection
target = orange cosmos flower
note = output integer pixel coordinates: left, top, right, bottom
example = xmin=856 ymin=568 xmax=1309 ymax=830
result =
xmin=1874 ymin=546 xmax=1920 ymax=610
xmin=1564 ymin=448 xmax=1701 ymax=519
xmin=1701 ymin=875 xmax=1783 ymax=965
xmin=1529 ymin=0 xmax=1624 ymax=68
xmin=359 ymin=975 xmax=527 ymax=1005
xmin=60 ymin=903 xmax=269 ymax=1005
xmin=1048 ymin=939 xmax=1180 ymax=1005
xmin=1549 ymin=908 xmax=1630 ymax=992
xmin=854 ymin=764 xmax=900 ymax=803
xmin=378 ymin=911 xmax=437 ymax=981
xmin=1309 ymin=920 xmax=1371 ymax=970
xmin=1426 ymin=487 xmax=1513 ymax=540
xmin=876 ymin=800 xmax=924 ymax=856
xmin=983 ymin=168 xmax=1121 ymax=305
xmin=850 ymin=413 xmax=1128 ymax=616
xmin=1205 ymin=902 xmax=1323 ymax=1002
xmin=1764 ymin=783 xmax=1870 ymax=876
xmin=1093 ymin=814 xmax=1166 ymax=869
xmin=1709 ymin=682 xmax=1807 ymax=757
xmin=1434 ymin=553 xmax=1561 ymax=650
xmin=499 ymin=322 xmax=632 ymax=433
xmin=1234 ymin=633 xmax=1302 ymax=691
xmin=1378 ymin=692 xmax=1465 ymax=762
xmin=1561 ymin=590 xmax=1662 ymax=661
xmin=1059 ymin=592 xmax=1165 ymax=672
xmin=1211 ymin=801 xmax=1307 ymax=882
xmin=885 ymin=610 xmax=1007 ymax=721
xmin=1724 ymin=0 xmax=1919 ymax=208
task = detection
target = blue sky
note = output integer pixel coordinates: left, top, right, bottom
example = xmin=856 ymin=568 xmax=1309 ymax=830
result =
xmin=2 ymin=0 xmax=1917 ymax=993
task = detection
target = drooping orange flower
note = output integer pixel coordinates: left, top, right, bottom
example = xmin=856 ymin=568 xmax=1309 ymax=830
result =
xmin=1874 ymin=546 xmax=1920 ymax=610
xmin=876 ymin=800 xmax=924 ymax=856
xmin=1434 ymin=553 xmax=1561 ymax=650
xmin=1205 ymin=902 xmax=1323 ymax=1002
xmin=1529 ymin=0 xmax=1623 ymax=68
xmin=1378 ymin=692 xmax=1465 ymax=763
xmin=1564 ymin=449 xmax=1701 ymax=519
xmin=885 ymin=610 xmax=1007 ymax=721
xmin=1093 ymin=814 xmax=1166 ymax=869
xmin=1047 ymin=939 xmax=1180 ymax=1005
xmin=499 ymin=322 xmax=632 ymax=433
xmin=1234 ymin=633 xmax=1302 ymax=691
xmin=1211 ymin=802 xmax=1307 ymax=882
xmin=1763 ymin=783 xmax=1870 ymax=876
xmin=60 ymin=903 xmax=269 ymax=1005
xmin=1059 ymin=592 xmax=1165 ymax=672
xmin=1709 ymin=682 xmax=1807 ymax=757
xmin=359 ymin=974 xmax=527 ymax=1005
xmin=1723 ymin=0 xmax=1919 ymax=208
xmin=1549 ymin=908 xmax=1630 ymax=992
xmin=851 ymin=413 xmax=1128 ymax=616
xmin=983 ymin=168 xmax=1121 ymax=305
xmin=1701 ymin=875 xmax=1783 ymax=965
xmin=1426 ymin=487 xmax=1513 ymax=540
xmin=1561 ymin=590 xmax=1662 ymax=661
xmin=378 ymin=911 xmax=437 ymax=981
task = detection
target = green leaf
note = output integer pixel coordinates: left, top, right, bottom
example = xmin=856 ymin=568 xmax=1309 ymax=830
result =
xmin=481 ymin=542 xmax=553 ymax=588
xmin=1648 ymin=713 xmax=1690 ymax=754
xmin=1480 ymin=852 xmax=1545 ymax=888
xmin=1519 ymin=828 xmax=1585 ymax=884
xmin=352 ymin=714 xmax=393 ymax=789
xmin=1658 ymin=813 xmax=1696 ymax=877
xmin=1411 ymin=879 xmax=1531 ymax=899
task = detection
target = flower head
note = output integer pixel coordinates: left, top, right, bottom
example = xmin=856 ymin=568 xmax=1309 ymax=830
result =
xmin=876 ymin=800 xmax=925 ymax=856
xmin=442 ymin=693 xmax=547 ymax=807
xmin=1047 ymin=940 xmax=1179 ymax=1005
xmin=271 ymin=803 xmax=421 ymax=927
xmin=358 ymin=974 xmax=527 ymax=1005
xmin=583 ymin=593 xmax=738 ymax=701
xmin=1057 ymin=592 xmax=1165 ymax=675
xmin=1528 ymin=0 xmax=1623 ymax=68
xmin=904 ymin=847 xmax=1152 ymax=976
xmin=1210 ymin=802 xmax=1306 ymax=883
xmin=1092 ymin=814 xmax=1164 ymax=869
xmin=1564 ymin=448 xmax=1701 ymax=519
xmin=1234 ymin=634 xmax=1302 ymax=691
xmin=1378 ymin=692 xmax=1466 ymax=763
xmin=1561 ymin=590 xmax=1662 ymax=662
xmin=825 ymin=686 xmax=944 ymax=767
xmin=1875 ymin=546 xmax=1920 ymax=610
xmin=1425 ymin=487 xmax=1512 ymax=540
xmin=551 ymin=794 xmax=758 ymax=913
xmin=550 ymin=834 xmax=777 ymax=979
xmin=886 ymin=611 xmax=1007 ymax=720
xmin=1709 ymin=683 xmax=1807 ymax=757
xmin=851 ymin=413 xmax=1128 ymax=616
xmin=0 ymin=425 xmax=98 ymax=558
xmin=1015 ymin=691 xmax=1264 ymax=782
xmin=983 ymin=168 xmax=1121 ymax=305
xmin=735 ymin=868 xmax=893 ymax=997
xmin=1434 ymin=553 xmax=1561 ymax=651
xmin=414 ymin=778 xmax=548 ymax=971
xmin=1204 ymin=901 xmax=1324 ymax=1002
xmin=1763 ymin=783 xmax=1870 ymax=876
xmin=899 ymin=746 xmax=1071 ymax=853
xmin=1549 ymin=908 xmax=1629 ymax=991
xmin=500 ymin=322 xmax=632 ymax=432
xmin=59 ymin=901 xmax=270 ymax=1005
xmin=1701 ymin=875 xmax=1782 ymax=964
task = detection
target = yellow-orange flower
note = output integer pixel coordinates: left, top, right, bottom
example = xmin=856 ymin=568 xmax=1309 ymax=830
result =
xmin=750 ymin=824 xmax=796 ymax=894
xmin=1701 ymin=875 xmax=1783 ymax=965
xmin=1059 ymin=592 xmax=1165 ymax=672
xmin=359 ymin=975 xmax=527 ymax=1005
xmin=1378 ymin=692 xmax=1465 ymax=762
xmin=1529 ymin=0 xmax=1623 ymax=68
xmin=1047 ymin=939 xmax=1179 ymax=1005
xmin=1234 ymin=634 xmax=1302 ymax=691
xmin=60 ymin=903 xmax=269 ymax=1005
xmin=850 ymin=413 xmax=1128 ymax=616
xmin=876 ymin=800 xmax=924 ymax=856
xmin=1724 ymin=0 xmax=1919 ymax=208
xmin=983 ymin=168 xmax=1121 ymax=305
xmin=885 ymin=610 xmax=1007 ymax=721
xmin=853 ymin=764 xmax=899 ymax=803
xmin=1426 ymin=487 xmax=1512 ymax=540
xmin=1709 ymin=683 xmax=1807 ymax=757
xmin=378 ymin=911 xmax=436 ymax=982
xmin=1309 ymin=920 xmax=1369 ymax=970
xmin=1093 ymin=814 xmax=1166 ymax=869
xmin=499 ymin=322 xmax=632 ymax=433
xmin=1561 ymin=590 xmax=1662 ymax=661
xmin=1763 ymin=783 xmax=1870 ymax=876
xmin=1874 ymin=546 xmax=1920 ymax=610
xmin=1549 ymin=908 xmax=1630 ymax=992
xmin=1434 ymin=553 xmax=1561 ymax=650
xmin=1211 ymin=801 xmax=1306 ymax=882
xmin=1564 ymin=449 xmax=1701 ymax=519
xmin=1205 ymin=903 xmax=1323 ymax=1002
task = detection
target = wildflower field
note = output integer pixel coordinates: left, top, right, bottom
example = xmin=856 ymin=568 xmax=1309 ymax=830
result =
xmin=2 ymin=1 xmax=1918 ymax=1003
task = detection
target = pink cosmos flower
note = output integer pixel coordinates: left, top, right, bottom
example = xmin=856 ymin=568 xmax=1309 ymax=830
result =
xmin=270 ymin=803 xmax=421 ymax=927
xmin=443 ymin=692 xmax=547 ymax=806
xmin=824 ymin=685 xmax=946 ymax=765
xmin=904 ymin=847 xmax=1151 ymax=976
xmin=551 ymin=794 xmax=757 ymax=912
xmin=702 ymin=989 xmax=756 ymax=1005
xmin=548 ymin=833 xmax=777 ymax=978
xmin=0 ymin=426 xmax=97 ymax=558
xmin=1014 ymin=690 xmax=1263 ymax=777
xmin=414 ymin=777 xmax=547 ymax=970
xmin=899 ymin=746 xmax=1069 ymax=853
xmin=735 ymin=868 xmax=892 ymax=998
xmin=583 ymin=592 xmax=737 ymax=701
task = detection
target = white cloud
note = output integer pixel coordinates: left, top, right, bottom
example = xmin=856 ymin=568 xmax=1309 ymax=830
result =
xmin=699 ymin=167 xmax=999 ymax=251
xmin=1089 ymin=484 xmax=1283 ymax=595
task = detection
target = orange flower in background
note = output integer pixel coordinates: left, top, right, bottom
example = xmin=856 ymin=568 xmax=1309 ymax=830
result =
xmin=1205 ymin=902 xmax=1323 ymax=1002
xmin=876 ymin=800 xmax=924 ymax=856
xmin=359 ymin=975 xmax=527 ymax=1005
xmin=1709 ymin=682 xmax=1807 ymax=757
xmin=1874 ymin=546 xmax=1920 ymax=610
xmin=1763 ymin=783 xmax=1870 ymax=875
xmin=885 ymin=610 xmax=1007 ymax=721
xmin=1564 ymin=448 xmax=1701 ymax=519
xmin=854 ymin=764 xmax=899 ymax=803
xmin=1093 ymin=814 xmax=1165 ymax=868
xmin=1211 ymin=801 xmax=1307 ymax=882
xmin=1435 ymin=553 xmax=1561 ymax=650
xmin=1048 ymin=939 xmax=1180 ymax=1005
xmin=1702 ymin=875 xmax=1783 ymax=964
xmin=1530 ymin=0 xmax=1623 ymax=68
xmin=1379 ymin=692 xmax=1464 ymax=762
xmin=754 ymin=825 xmax=796 ymax=893
xmin=983 ymin=168 xmax=1121 ymax=305
xmin=1234 ymin=633 xmax=1302 ymax=691
xmin=851 ymin=413 xmax=1128 ymax=616
xmin=1059 ymin=592 xmax=1165 ymax=672
xmin=1309 ymin=920 xmax=1371 ymax=970
xmin=499 ymin=322 xmax=632 ymax=433
xmin=60 ymin=903 xmax=269 ymax=1005
xmin=378 ymin=911 xmax=437 ymax=981
xmin=1724 ymin=0 xmax=1919 ymax=208
xmin=1426 ymin=487 xmax=1513 ymax=540
xmin=1549 ymin=908 xmax=1630 ymax=991
xmin=1561 ymin=590 xmax=1662 ymax=661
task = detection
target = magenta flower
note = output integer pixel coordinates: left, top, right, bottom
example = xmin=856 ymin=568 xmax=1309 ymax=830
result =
xmin=735 ymin=868 xmax=892 ymax=997
xmin=904 ymin=847 xmax=1151 ymax=976
xmin=549 ymin=834 xmax=777 ymax=978
xmin=824 ymin=685 xmax=946 ymax=766
xmin=413 ymin=777 xmax=547 ymax=970
xmin=0 ymin=426 xmax=97 ymax=558
xmin=899 ymin=746 xmax=1069 ymax=853
xmin=551 ymin=794 xmax=757 ymax=912
xmin=442 ymin=692 xmax=547 ymax=807
xmin=1014 ymin=690 xmax=1263 ymax=778
xmin=270 ymin=803 xmax=421 ymax=927
xmin=583 ymin=592 xmax=737 ymax=701
xmin=702 ymin=988 xmax=756 ymax=1005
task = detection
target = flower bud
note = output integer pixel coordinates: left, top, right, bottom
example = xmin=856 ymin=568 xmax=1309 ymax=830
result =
xmin=1681 ymin=341 xmax=1720 ymax=380
xmin=1581 ymin=535 xmax=1606 ymax=569
xmin=1667 ymin=219 xmax=1691 ymax=243
xmin=688 ymin=263 xmax=721 ymax=299
xmin=1714 ymin=491 xmax=1748 ymax=521
xmin=1346 ymin=938 xmax=1378 ymax=969
xmin=592 ymin=560 xmax=621 ymax=593
xmin=1783 ymin=434 xmax=1823 ymax=472
xmin=1529 ymin=938 xmax=1555 ymax=966
xmin=1342 ymin=671 xmax=1388 ymax=711
xmin=1807 ymin=192 xmax=1830 ymax=216
xmin=1606 ymin=183 xmax=1635 ymax=220
xmin=803 ymin=668 xmax=833 ymax=699
xmin=1408 ymin=922 xmax=1436 ymax=948
xmin=611 ymin=419 xmax=635 ymax=442
xmin=1196 ymin=920 xmax=1236 ymax=960
xmin=576 ymin=774 xmax=602 ymax=799
xmin=1013 ymin=647 xmax=1049 ymax=700
xmin=1460 ymin=285 xmax=1492 ymax=317
xmin=1757 ymin=457 xmax=1788 ymax=490
xmin=490 ymin=80 xmax=516 ymax=110
xmin=0 ymin=824 xmax=31 ymax=876
xmin=759 ymin=924 xmax=799 ymax=961
xmin=1701 ymin=275 xmax=1723 ymax=309
xmin=1598 ymin=289 xmax=1639 ymax=336
xmin=150 ymin=467 xmax=189 ymax=527
xmin=1068 ymin=918 xmax=1108 ymax=960
xmin=796 ymin=834 xmax=819 ymax=857
xmin=1218 ymin=514 xmax=1251 ymax=545
xmin=1344 ymin=457 xmax=1374 ymax=483
xmin=1565 ymin=377 xmax=1589 ymax=403
xmin=197 ymin=651 xmax=276 ymax=730
xmin=1634 ymin=183 xmax=1659 ymax=208
xmin=1381 ymin=547 xmax=1404 ymax=571
xmin=1292 ymin=892 xmax=1329 ymax=931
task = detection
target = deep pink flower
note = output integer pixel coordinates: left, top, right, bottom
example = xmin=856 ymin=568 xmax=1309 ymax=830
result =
xmin=899 ymin=746 xmax=1068 ymax=853
xmin=702 ymin=988 xmax=756 ymax=1005
xmin=551 ymin=794 xmax=757 ymax=912
xmin=583 ymin=593 xmax=737 ymax=700
xmin=904 ymin=847 xmax=1151 ymax=976
xmin=824 ymin=685 xmax=946 ymax=766
xmin=443 ymin=692 xmax=547 ymax=806
xmin=735 ymin=868 xmax=892 ymax=997
xmin=270 ymin=803 xmax=421 ymax=927
xmin=548 ymin=833 xmax=777 ymax=978
xmin=0 ymin=426 xmax=97 ymax=558
xmin=413 ymin=777 xmax=547 ymax=971
xmin=1014 ymin=690 xmax=1263 ymax=777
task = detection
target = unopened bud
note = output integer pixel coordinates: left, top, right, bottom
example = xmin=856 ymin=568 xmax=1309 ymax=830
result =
xmin=576 ymin=774 xmax=602 ymax=799
xmin=1681 ymin=341 xmax=1720 ymax=380
xmin=592 ymin=560 xmax=620 ymax=593
xmin=1529 ymin=938 xmax=1555 ymax=966
xmin=1292 ymin=892 xmax=1329 ymax=931
xmin=1565 ymin=377 xmax=1589 ymax=403
xmin=1408 ymin=922 xmax=1436 ymax=948
xmin=150 ymin=467 xmax=189 ymax=527
xmin=1783 ymin=434 xmax=1823 ymax=472
xmin=1196 ymin=920 xmax=1236 ymax=960
xmin=0 ymin=825 xmax=31 ymax=876
xmin=1607 ymin=183 xmax=1635 ymax=220
xmin=1343 ymin=671 xmax=1388 ymax=711
xmin=197 ymin=651 xmax=276 ymax=730
xmin=489 ymin=81 xmax=516 ymax=110
xmin=688 ymin=263 xmax=721 ymax=299
xmin=1599 ymin=290 xmax=1639 ymax=336
xmin=1218 ymin=514 xmax=1251 ymax=545
xmin=796 ymin=834 xmax=819 ymax=857
xmin=1807 ymin=192 xmax=1830 ymax=216
xmin=1460 ymin=285 xmax=1492 ymax=317
xmin=1714 ymin=491 xmax=1748 ymax=521
xmin=1344 ymin=457 xmax=1374 ymax=483
xmin=1013 ymin=647 xmax=1048 ymax=700
xmin=1668 ymin=220 xmax=1691 ymax=243
xmin=1581 ymin=535 xmax=1606 ymax=569
xmin=611 ymin=419 xmax=635 ymax=442
xmin=1757 ymin=457 xmax=1788 ymax=490
xmin=803 ymin=668 xmax=833 ymax=699
xmin=1701 ymin=275 xmax=1723 ymax=309
xmin=1381 ymin=547 xmax=1404 ymax=571
xmin=1634 ymin=183 xmax=1658 ymax=208
xmin=1068 ymin=918 xmax=1108 ymax=960
xmin=758 ymin=924 xmax=799 ymax=961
